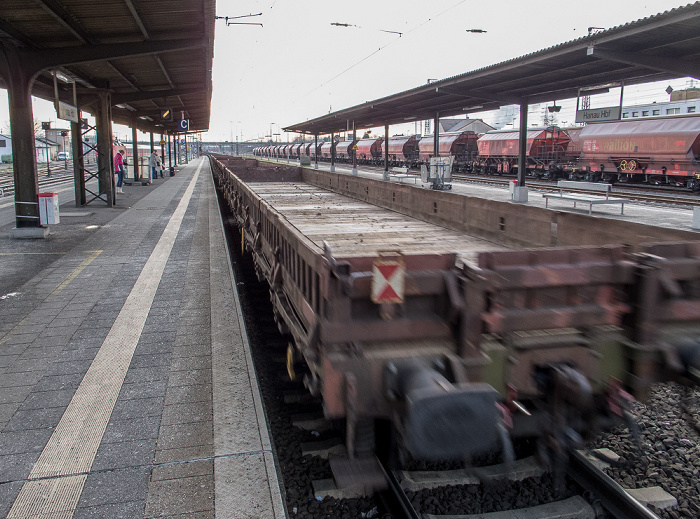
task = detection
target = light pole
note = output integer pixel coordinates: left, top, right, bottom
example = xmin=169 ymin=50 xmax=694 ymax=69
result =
xmin=42 ymin=121 xmax=51 ymax=177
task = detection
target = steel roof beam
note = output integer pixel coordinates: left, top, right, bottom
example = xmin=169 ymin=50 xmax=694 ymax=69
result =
xmin=123 ymin=0 xmax=150 ymax=39
xmin=0 ymin=16 xmax=36 ymax=48
xmin=154 ymin=56 xmax=175 ymax=88
xmin=20 ymin=38 xmax=207 ymax=76
xmin=34 ymin=0 xmax=97 ymax=45
xmin=111 ymin=87 xmax=205 ymax=105
xmin=588 ymin=47 xmax=700 ymax=80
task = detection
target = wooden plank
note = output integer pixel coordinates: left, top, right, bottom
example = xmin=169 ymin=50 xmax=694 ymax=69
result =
xmin=247 ymin=182 xmax=509 ymax=264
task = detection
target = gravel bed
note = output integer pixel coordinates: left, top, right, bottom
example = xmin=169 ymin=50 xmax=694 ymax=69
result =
xmin=221 ymin=209 xmax=379 ymax=519
xmin=406 ymin=473 xmax=578 ymax=516
xmin=589 ymin=382 xmax=700 ymax=519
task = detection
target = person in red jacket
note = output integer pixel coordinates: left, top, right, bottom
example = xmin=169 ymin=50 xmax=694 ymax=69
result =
xmin=114 ymin=149 xmax=125 ymax=193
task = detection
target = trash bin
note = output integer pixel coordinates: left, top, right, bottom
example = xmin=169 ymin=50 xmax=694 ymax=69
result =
xmin=169 ymin=166 xmax=175 ymax=177
xmin=38 ymin=192 xmax=60 ymax=225
xmin=509 ymin=180 xmax=518 ymax=198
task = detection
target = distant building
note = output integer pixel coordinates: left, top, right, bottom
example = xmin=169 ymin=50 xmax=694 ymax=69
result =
xmin=0 ymin=134 xmax=11 ymax=162
xmin=621 ymin=88 xmax=699 ymax=119
xmin=0 ymin=134 xmax=60 ymax=163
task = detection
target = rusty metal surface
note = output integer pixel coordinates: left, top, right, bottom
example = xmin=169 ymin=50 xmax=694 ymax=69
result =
xmin=578 ymin=116 xmax=700 ymax=176
xmin=477 ymin=127 xmax=571 ymax=160
xmin=355 ymin=138 xmax=383 ymax=160
xmin=418 ymin=132 xmax=479 ymax=162
xmin=387 ymin=136 xmax=419 ymax=162
xmin=335 ymin=139 xmax=358 ymax=160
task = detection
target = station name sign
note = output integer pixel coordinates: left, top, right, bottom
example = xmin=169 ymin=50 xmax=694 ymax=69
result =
xmin=56 ymin=101 xmax=79 ymax=123
xmin=575 ymin=106 xmax=621 ymax=123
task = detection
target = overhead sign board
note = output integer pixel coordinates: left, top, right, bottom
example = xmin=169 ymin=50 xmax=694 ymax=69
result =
xmin=177 ymin=119 xmax=189 ymax=131
xmin=160 ymin=108 xmax=173 ymax=121
xmin=57 ymin=101 xmax=78 ymax=123
xmin=575 ymin=106 xmax=621 ymax=124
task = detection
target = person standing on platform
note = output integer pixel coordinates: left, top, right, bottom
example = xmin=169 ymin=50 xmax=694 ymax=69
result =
xmin=114 ymin=149 xmax=125 ymax=194
xmin=149 ymin=150 xmax=162 ymax=180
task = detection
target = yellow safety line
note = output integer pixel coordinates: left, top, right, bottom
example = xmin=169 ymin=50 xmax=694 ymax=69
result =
xmin=49 ymin=250 xmax=102 ymax=296
xmin=0 ymin=250 xmax=102 ymax=346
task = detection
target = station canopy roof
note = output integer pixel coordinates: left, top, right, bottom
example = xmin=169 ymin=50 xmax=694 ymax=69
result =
xmin=0 ymin=0 xmax=215 ymax=134
xmin=284 ymin=2 xmax=700 ymax=136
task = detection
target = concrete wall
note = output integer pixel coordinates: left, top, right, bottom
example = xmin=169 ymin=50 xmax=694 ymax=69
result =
xmin=300 ymin=166 xmax=699 ymax=251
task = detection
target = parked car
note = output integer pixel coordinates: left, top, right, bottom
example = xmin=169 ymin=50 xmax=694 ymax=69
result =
xmin=57 ymin=152 xmax=69 ymax=160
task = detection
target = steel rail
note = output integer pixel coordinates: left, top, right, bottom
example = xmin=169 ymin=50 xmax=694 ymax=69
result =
xmin=377 ymin=465 xmax=421 ymax=519
xmin=567 ymin=450 xmax=660 ymax=519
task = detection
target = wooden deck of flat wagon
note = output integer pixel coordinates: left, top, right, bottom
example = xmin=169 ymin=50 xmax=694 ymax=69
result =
xmin=250 ymin=182 xmax=510 ymax=265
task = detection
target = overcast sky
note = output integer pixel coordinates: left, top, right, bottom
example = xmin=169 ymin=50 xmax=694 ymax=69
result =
xmin=0 ymin=0 xmax=696 ymax=142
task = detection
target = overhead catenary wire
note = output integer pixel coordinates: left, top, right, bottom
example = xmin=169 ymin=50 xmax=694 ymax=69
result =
xmin=305 ymin=0 xmax=469 ymax=96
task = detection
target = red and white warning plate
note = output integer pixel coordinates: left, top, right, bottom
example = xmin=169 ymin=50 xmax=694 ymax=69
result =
xmin=371 ymin=252 xmax=405 ymax=304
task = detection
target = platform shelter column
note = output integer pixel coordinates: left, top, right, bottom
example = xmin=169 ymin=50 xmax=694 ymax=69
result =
xmin=514 ymin=99 xmax=529 ymax=203
xmin=351 ymin=121 xmax=358 ymax=176
xmin=330 ymin=132 xmax=335 ymax=173
xmin=433 ymin=112 xmax=440 ymax=157
xmin=168 ymin=134 xmax=173 ymax=170
xmin=131 ymin=118 xmax=140 ymax=181
xmin=314 ymin=134 xmax=318 ymax=170
xmin=383 ymin=124 xmax=389 ymax=181
xmin=93 ymin=91 xmax=115 ymax=206
xmin=71 ymin=115 xmax=86 ymax=206
xmin=1 ymin=47 xmax=42 ymax=234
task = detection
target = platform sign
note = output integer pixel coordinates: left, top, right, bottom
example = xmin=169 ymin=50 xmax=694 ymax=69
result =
xmin=575 ymin=106 xmax=621 ymax=123
xmin=371 ymin=252 xmax=405 ymax=304
xmin=160 ymin=108 xmax=173 ymax=121
xmin=178 ymin=119 xmax=189 ymax=131
xmin=57 ymin=101 xmax=78 ymax=123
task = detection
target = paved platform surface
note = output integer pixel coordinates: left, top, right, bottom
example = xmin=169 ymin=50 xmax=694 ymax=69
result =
xmin=0 ymin=158 xmax=286 ymax=519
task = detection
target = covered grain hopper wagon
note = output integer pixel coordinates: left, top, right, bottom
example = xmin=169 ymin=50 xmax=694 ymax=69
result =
xmin=576 ymin=116 xmax=700 ymax=187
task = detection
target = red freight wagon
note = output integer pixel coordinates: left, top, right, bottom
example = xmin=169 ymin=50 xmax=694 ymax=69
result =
xmin=334 ymin=139 xmax=357 ymax=161
xmin=418 ymin=131 xmax=479 ymax=166
xmin=476 ymin=127 xmax=571 ymax=176
xmin=577 ymin=116 xmax=700 ymax=187
xmin=290 ymin=144 xmax=302 ymax=158
xmin=387 ymin=135 xmax=419 ymax=164
xmin=355 ymin=138 xmax=383 ymax=162
xmin=319 ymin=141 xmax=336 ymax=160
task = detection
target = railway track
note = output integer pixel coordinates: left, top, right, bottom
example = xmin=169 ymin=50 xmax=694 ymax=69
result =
xmin=0 ymin=169 xmax=76 ymax=198
xmin=453 ymin=174 xmax=700 ymax=207
xmin=376 ymin=449 xmax=662 ymax=519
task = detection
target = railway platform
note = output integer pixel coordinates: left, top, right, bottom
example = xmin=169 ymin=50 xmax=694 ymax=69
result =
xmin=280 ymin=158 xmax=700 ymax=233
xmin=0 ymin=158 xmax=286 ymax=518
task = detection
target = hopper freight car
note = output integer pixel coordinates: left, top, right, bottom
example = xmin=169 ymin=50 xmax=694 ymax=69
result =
xmin=574 ymin=115 xmax=700 ymax=187
xmin=475 ymin=126 xmax=571 ymax=177
xmin=334 ymin=139 xmax=357 ymax=161
xmin=386 ymin=135 xmax=420 ymax=165
xmin=254 ymin=115 xmax=700 ymax=190
xmin=355 ymin=137 xmax=383 ymax=163
xmin=418 ymin=131 xmax=480 ymax=171
xmin=210 ymin=155 xmax=700 ymax=476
